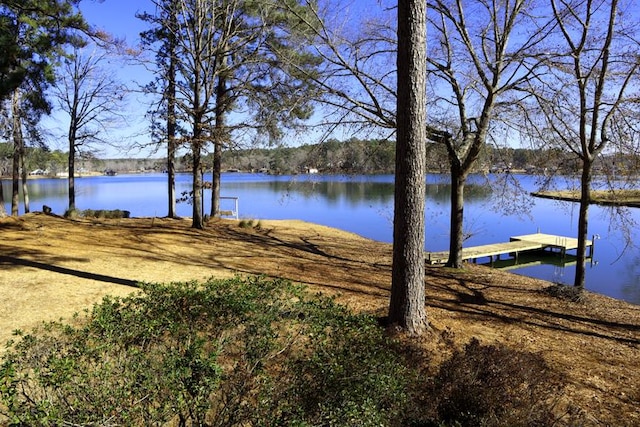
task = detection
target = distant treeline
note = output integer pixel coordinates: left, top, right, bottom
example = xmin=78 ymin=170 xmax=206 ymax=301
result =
xmin=2 ymin=139 xmax=638 ymax=177
xmin=218 ymin=139 xmax=640 ymax=176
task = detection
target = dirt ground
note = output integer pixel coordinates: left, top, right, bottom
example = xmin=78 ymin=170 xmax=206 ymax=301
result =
xmin=1 ymin=213 xmax=639 ymax=425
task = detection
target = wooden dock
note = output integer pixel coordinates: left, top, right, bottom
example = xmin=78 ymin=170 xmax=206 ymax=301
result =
xmin=426 ymin=233 xmax=593 ymax=265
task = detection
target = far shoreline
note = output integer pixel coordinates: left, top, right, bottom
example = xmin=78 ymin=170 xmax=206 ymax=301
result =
xmin=532 ymin=189 xmax=640 ymax=208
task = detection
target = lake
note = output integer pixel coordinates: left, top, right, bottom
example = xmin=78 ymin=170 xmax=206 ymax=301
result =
xmin=3 ymin=172 xmax=639 ymax=304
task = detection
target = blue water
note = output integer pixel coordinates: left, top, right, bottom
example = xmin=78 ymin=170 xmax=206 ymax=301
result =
xmin=3 ymin=172 xmax=639 ymax=304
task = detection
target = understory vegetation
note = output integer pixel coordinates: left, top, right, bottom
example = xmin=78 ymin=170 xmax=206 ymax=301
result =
xmin=63 ymin=208 xmax=131 ymax=219
xmin=0 ymin=276 xmax=569 ymax=426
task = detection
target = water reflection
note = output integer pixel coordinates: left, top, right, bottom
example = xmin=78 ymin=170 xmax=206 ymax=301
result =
xmin=223 ymin=178 xmax=493 ymax=206
xmin=425 ymin=182 xmax=493 ymax=203
xmin=620 ymin=254 xmax=640 ymax=303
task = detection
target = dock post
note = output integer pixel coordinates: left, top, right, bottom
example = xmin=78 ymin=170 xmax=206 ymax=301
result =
xmin=590 ymin=234 xmax=599 ymax=258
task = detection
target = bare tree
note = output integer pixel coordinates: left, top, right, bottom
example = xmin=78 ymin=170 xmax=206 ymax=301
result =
xmin=287 ymin=0 xmax=554 ymax=269
xmin=387 ymin=0 xmax=428 ymax=335
xmin=426 ymin=0 xmax=552 ymax=267
xmin=283 ymin=0 xmax=398 ymax=134
xmin=522 ymin=0 xmax=640 ymax=288
xmin=53 ymin=46 xmax=126 ymax=211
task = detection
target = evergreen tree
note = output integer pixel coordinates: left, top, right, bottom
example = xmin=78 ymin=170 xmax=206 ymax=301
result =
xmin=0 ymin=0 xmax=86 ymax=101
xmin=0 ymin=0 xmax=86 ymax=215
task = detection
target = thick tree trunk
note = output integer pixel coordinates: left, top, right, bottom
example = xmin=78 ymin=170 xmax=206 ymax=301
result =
xmin=211 ymin=140 xmax=221 ymax=217
xmin=574 ymin=159 xmax=592 ymax=288
xmin=11 ymin=145 xmax=19 ymax=216
xmin=191 ymin=110 xmax=204 ymax=229
xmin=167 ymin=135 xmax=176 ymax=218
xmin=388 ymin=0 xmax=428 ymax=335
xmin=446 ymin=167 xmax=466 ymax=268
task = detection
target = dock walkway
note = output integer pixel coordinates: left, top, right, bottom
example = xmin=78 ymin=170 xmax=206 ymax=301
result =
xmin=426 ymin=233 xmax=593 ymax=265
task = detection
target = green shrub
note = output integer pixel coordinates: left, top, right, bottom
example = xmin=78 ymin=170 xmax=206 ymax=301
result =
xmin=260 ymin=297 xmax=414 ymax=427
xmin=0 ymin=277 xmax=417 ymax=426
xmin=63 ymin=208 xmax=130 ymax=219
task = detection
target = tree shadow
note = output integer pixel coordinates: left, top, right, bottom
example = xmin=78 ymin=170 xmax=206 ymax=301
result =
xmin=0 ymin=255 xmax=140 ymax=288
xmin=425 ymin=267 xmax=640 ymax=345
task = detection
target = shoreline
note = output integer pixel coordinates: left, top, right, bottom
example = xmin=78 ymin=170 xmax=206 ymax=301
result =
xmin=532 ymin=190 xmax=640 ymax=208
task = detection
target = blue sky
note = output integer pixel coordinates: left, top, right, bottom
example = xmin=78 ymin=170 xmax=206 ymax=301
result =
xmin=81 ymin=0 xmax=149 ymax=45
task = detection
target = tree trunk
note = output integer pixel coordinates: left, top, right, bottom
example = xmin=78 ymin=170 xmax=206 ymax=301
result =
xmin=388 ymin=0 xmax=428 ymax=335
xmin=192 ymin=141 xmax=203 ymax=229
xmin=190 ymin=7 xmax=204 ymax=230
xmin=20 ymin=143 xmax=29 ymax=214
xmin=11 ymin=143 xmax=19 ymax=216
xmin=0 ymin=175 xmax=7 ymax=218
xmin=446 ymin=165 xmax=466 ymax=268
xmin=574 ymin=158 xmax=592 ymax=288
xmin=211 ymin=139 xmax=221 ymax=217
xmin=211 ymin=70 xmax=227 ymax=218
xmin=11 ymin=89 xmax=20 ymax=216
xmin=68 ymin=126 xmax=76 ymax=211
xmin=167 ymin=136 xmax=177 ymax=218
xmin=0 ymin=182 xmax=6 ymax=217
xmin=166 ymin=3 xmax=178 ymax=219
xmin=167 ymin=133 xmax=177 ymax=218
xmin=191 ymin=109 xmax=204 ymax=229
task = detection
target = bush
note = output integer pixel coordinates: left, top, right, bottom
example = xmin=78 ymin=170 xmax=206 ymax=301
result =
xmin=238 ymin=218 xmax=261 ymax=229
xmin=0 ymin=277 xmax=417 ymax=426
xmin=265 ymin=298 xmax=414 ymax=427
xmin=428 ymin=338 xmax=562 ymax=427
xmin=63 ymin=208 xmax=130 ymax=219
xmin=542 ymin=284 xmax=585 ymax=303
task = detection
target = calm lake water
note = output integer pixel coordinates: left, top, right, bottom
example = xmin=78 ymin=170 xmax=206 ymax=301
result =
xmin=3 ymin=172 xmax=639 ymax=304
